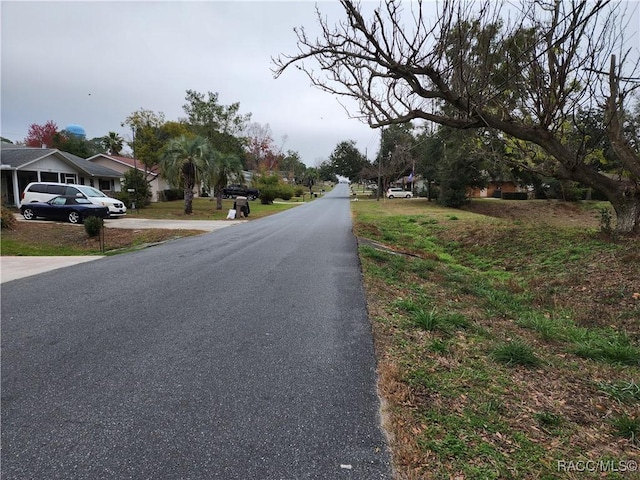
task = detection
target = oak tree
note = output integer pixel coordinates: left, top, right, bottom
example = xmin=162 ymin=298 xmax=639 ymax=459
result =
xmin=274 ymin=0 xmax=640 ymax=233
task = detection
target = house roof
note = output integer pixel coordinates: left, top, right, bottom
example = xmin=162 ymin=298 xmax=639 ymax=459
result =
xmin=0 ymin=144 xmax=122 ymax=178
xmin=87 ymin=154 xmax=159 ymax=176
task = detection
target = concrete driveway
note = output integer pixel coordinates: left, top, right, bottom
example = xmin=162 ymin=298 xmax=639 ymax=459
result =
xmin=1 ymin=217 xmax=245 ymax=283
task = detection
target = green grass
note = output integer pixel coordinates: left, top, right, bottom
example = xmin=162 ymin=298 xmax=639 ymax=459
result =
xmin=128 ymin=196 xmax=302 ymax=220
xmin=611 ymin=415 xmax=640 ymax=444
xmin=491 ymin=339 xmax=541 ymax=367
xmin=597 ymin=380 xmax=640 ymax=404
xmin=352 ymin=198 xmax=640 ymax=479
xmin=1 ymin=237 xmax=94 ymax=256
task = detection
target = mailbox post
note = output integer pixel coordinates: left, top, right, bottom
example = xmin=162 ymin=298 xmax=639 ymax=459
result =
xmin=235 ymin=196 xmax=248 ymax=218
xmin=127 ymin=189 xmax=136 ymax=211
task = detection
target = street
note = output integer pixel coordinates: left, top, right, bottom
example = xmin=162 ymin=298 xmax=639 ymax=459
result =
xmin=1 ymin=183 xmax=391 ymax=479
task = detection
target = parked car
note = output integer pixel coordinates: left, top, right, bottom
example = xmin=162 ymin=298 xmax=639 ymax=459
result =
xmin=21 ymin=182 xmax=127 ymax=216
xmin=386 ymin=187 xmax=413 ymax=199
xmin=20 ymin=196 xmax=109 ymax=224
xmin=221 ymin=185 xmax=260 ymax=200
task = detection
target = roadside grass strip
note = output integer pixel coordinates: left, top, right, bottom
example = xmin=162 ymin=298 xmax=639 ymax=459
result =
xmin=352 ymin=199 xmax=639 ymax=479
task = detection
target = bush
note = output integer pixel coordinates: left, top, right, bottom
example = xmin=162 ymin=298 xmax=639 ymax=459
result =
xmin=295 ymin=187 xmax=305 ymax=197
xmin=259 ymin=186 xmax=278 ymax=204
xmin=501 ymin=192 xmax=528 ymax=200
xmin=1 ymin=206 xmax=17 ymax=230
xmin=278 ymin=185 xmax=295 ymax=201
xmin=84 ymin=216 xmax=103 ymax=237
xmin=121 ymin=169 xmax=152 ymax=208
xmin=161 ymin=189 xmax=184 ymax=202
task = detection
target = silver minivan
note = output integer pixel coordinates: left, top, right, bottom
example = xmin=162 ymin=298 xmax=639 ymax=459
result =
xmin=21 ymin=182 xmax=127 ymax=216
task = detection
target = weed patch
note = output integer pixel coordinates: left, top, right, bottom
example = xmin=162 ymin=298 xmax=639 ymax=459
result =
xmin=353 ymin=198 xmax=640 ymax=479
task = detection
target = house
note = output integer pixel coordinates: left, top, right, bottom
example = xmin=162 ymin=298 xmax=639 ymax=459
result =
xmin=87 ymin=154 xmax=169 ymax=202
xmin=469 ymin=179 xmax=522 ymax=198
xmin=1 ymin=143 xmax=123 ymax=207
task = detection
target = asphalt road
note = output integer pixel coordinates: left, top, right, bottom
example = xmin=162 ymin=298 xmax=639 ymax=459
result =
xmin=1 ymin=183 xmax=392 ymax=479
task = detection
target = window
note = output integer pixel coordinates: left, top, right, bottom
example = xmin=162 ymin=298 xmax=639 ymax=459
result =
xmin=64 ymin=186 xmax=82 ymax=196
xmin=51 ymin=197 xmax=67 ymax=205
xmin=99 ymin=179 xmax=111 ymax=191
xmin=29 ymin=184 xmax=49 ymax=193
xmin=64 ymin=174 xmax=76 ymax=184
xmin=40 ymin=172 xmax=58 ymax=182
xmin=46 ymin=185 xmax=65 ymax=195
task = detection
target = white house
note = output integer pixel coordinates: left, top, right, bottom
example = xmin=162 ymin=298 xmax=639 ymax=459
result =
xmin=1 ymin=143 xmax=123 ymax=207
xmin=87 ymin=154 xmax=169 ymax=202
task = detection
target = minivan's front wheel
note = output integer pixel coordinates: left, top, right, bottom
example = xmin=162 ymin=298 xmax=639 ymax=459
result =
xmin=22 ymin=208 xmax=35 ymax=220
xmin=68 ymin=211 xmax=81 ymax=224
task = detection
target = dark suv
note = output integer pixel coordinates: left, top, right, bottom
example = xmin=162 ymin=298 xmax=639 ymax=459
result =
xmin=221 ymin=185 xmax=260 ymax=200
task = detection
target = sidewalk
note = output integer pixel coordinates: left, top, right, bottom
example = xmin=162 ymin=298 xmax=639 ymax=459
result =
xmin=1 ymin=217 xmax=244 ymax=283
xmin=1 ymin=256 xmax=104 ymax=283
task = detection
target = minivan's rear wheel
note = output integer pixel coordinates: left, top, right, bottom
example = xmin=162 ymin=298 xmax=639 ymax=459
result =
xmin=68 ymin=211 xmax=81 ymax=224
xmin=22 ymin=208 xmax=35 ymax=220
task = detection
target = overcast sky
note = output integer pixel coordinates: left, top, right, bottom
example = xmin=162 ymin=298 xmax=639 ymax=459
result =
xmin=1 ymin=1 xmax=384 ymax=166
xmin=2 ymin=1 xmax=639 ymax=167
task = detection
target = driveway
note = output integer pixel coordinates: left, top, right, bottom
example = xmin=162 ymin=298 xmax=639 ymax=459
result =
xmin=1 ymin=217 xmax=245 ymax=283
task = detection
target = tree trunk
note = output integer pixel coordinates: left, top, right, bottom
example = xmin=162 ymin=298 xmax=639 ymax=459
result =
xmin=184 ymin=184 xmax=195 ymax=215
xmin=216 ymin=192 xmax=223 ymax=210
xmin=610 ymin=190 xmax=640 ymax=235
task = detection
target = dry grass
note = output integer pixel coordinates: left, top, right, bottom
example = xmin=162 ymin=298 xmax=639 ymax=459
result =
xmin=1 ymin=220 xmax=204 ymax=255
xmin=353 ymin=198 xmax=639 ymax=479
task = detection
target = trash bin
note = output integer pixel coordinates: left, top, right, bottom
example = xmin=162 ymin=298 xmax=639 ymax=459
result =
xmin=235 ymin=196 xmax=249 ymax=218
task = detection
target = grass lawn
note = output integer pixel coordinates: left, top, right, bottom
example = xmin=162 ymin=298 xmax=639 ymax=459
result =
xmin=127 ymin=196 xmax=307 ymax=220
xmin=352 ymin=198 xmax=639 ymax=479
xmin=1 ymin=196 xmax=307 ymax=256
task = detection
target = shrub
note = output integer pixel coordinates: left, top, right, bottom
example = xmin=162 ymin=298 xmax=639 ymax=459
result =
xmin=84 ymin=216 xmax=103 ymax=237
xmin=295 ymin=187 xmax=305 ymax=197
xmin=161 ymin=189 xmax=184 ymax=202
xmin=277 ymin=185 xmax=295 ymax=201
xmin=501 ymin=192 xmax=528 ymax=200
xmin=1 ymin=206 xmax=17 ymax=230
xmin=259 ymin=186 xmax=278 ymax=204
xmin=121 ymin=169 xmax=152 ymax=208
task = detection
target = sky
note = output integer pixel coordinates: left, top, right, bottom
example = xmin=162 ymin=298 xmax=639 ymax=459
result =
xmin=1 ymin=1 xmax=383 ymax=166
xmin=2 ymin=1 xmax=639 ymax=167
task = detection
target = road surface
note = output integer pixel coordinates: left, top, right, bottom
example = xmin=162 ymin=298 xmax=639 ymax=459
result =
xmin=1 ymin=183 xmax=391 ymax=479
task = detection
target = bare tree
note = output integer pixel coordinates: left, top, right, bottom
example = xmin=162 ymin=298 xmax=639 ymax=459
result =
xmin=274 ymin=0 xmax=640 ymax=233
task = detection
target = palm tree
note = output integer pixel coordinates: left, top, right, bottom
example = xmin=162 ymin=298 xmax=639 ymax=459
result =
xmin=159 ymin=135 xmax=215 ymax=214
xmin=211 ymin=152 xmax=244 ymax=210
xmin=101 ymin=131 xmax=124 ymax=156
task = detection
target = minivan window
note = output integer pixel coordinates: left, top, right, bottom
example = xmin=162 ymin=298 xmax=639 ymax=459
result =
xmin=77 ymin=186 xmax=107 ymax=198
xmin=63 ymin=186 xmax=81 ymax=196
xmin=47 ymin=185 xmax=66 ymax=195
xmin=29 ymin=184 xmax=48 ymax=193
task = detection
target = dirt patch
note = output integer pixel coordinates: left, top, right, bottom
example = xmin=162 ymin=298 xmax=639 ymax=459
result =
xmin=461 ymin=199 xmax=602 ymax=228
xmin=1 ymin=221 xmax=204 ymax=254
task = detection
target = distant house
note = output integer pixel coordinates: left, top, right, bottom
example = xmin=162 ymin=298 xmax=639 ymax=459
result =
xmin=1 ymin=143 xmax=123 ymax=207
xmin=469 ymin=179 xmax=522 ymax=198
xmin=87 ymin=154 xmax=169 ymax=202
